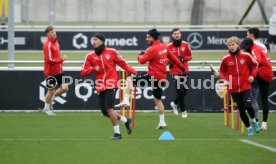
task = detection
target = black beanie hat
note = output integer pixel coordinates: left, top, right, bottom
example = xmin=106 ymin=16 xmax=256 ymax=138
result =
xmin=93 ymin=33 xmax=106 ymax=42
xmin=241 ymin=38 xmax=253 ymax=46
xmin=147 ymin=29 xmax=160 ymax=40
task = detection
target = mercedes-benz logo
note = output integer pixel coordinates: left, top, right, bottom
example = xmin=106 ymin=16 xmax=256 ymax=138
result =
xmin=187 ymin=32 xmax=203 ymax=49
xmin=45 ymin=76 xmax=57 ymax=89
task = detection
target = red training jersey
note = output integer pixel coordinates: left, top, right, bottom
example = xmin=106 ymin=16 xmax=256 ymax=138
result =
xmin=80 ymin=47 xmax=137 ymax=93
xmin=138 ymin=40 xmax=183 ymax=81
xmin=167 ymin=41 xmax=192 ymax=75
xmin=219 ymin=50 xmax=258 ymax=93
xmin=43 ymin=37 xmax=64 ymax=76
xmin=251 ymin=44 xmax=273 ymax=83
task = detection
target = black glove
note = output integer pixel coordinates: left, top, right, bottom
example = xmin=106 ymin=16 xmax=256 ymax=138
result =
xmin=168 ymin=62 xmax=173 ymax=68
xmin=178 ymin=56 xmax=186 ymax=62
xmin=138 ymin=51 xmax=145 ymax=55
xmin=180 ymin=66 xmax=185 ymax=72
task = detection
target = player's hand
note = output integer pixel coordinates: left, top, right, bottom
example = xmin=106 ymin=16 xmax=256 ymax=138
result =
xmin=222 ymin=80 xmax=229 ymax=86
xmin=248 ymin=76 xmax=254 ymax=83
xmin=129 ymin=68 xmax=137 ymax=75
xmin=138 ymin=51 xmax=145 ymax=55
xmin=62 ymin=54 xmax=68 ymax=60
xmin=210 ymin=64 xmax=220 ymax=77
xmin=178 ymin=56 xmax=186 ymax=62
xmin=180 ymin=66 xmax=185 ymax=73
xmin=168 ymin=62 xmax=173 ymax=68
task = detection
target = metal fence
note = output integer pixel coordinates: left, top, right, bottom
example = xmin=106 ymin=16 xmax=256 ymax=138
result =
xmin=0 ymin=60 xmax=275 ymax=70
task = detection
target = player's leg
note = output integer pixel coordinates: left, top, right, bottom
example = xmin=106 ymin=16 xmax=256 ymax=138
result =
xmin=170 ymin=75 xmax=179 ymax=115
xmin=242 ymin=90 xmax=260 ymax=133
xmin=106 ymin=108 xmax=122 ymax=140
xmin=44 ymin=89 xmax=55 ymax=108
xmin=43 ymin=89 xmax=56 ymax=115
xmin=231 ymin=92 xmax=253 ymax=136
xmin=54 ymin=84 xmax=68 ymax=97
xmin=51 ymin=74 xmax=69 ymax=110
xmin=43 ymin=76 xmax=56 ymax=116
xmin=53 ymin=73 xmax=69 ymax=98
xmin=115 ymin=73 xmax=148 ymax=107
xmin=154 ymin=81 xmax=166 ymax=129
xmin=114 ymin=76 xmax=133 ymax=107
xmin=107 ymin=89 xmax=132 ymax=134
xmin=258 ymin=78 xmax=270 ymax=130
xmin=99 ymin=90 xmax=108 ymax=117
xmin=105 ymin=90 xmax=121 ymax=139
xmin=250 ymin=82 xmax=260 ymax=122
xmin=178 ymin=75 xmax=188 ymax=118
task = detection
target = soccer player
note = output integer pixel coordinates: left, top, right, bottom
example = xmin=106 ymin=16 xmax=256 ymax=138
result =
xmin=115 ymin=29 xmax=185 ymax=129
xmin=80 ymin=33 xmax=137 ymax=140
xmin=247 ymin=27 xmax=268 ymax=52
xmin=43 ymin=26 xmax=68 ymax=116
xmin=167 ymin=28 xmax=192 ymax=118
xmin=244 ymin=28 xmax=263 ymax=125
xmin=219 ymin=36 xmax=260 ymax=136
xmin=242 ymin=38 xmax=273 ymax=130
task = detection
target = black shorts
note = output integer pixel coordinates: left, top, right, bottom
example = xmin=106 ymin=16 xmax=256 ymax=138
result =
xmin=98 ymin=89 xmax=116 ymax=116
xmin=45 ymin=73 xmax=66 ymax=89
xmin=132 ymin=73 xmax=164 ymax=99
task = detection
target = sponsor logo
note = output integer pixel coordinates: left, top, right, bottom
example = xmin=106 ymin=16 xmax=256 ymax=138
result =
xmin=207 ymin=36 xmax=228 ymax=45
xmin=105 ymin=54 xmax=110 ymax=60
xmin=159 ymin=49 xmax=167 ymax=55
xmin=105 ymin=37 xmax=138 ymax=47
xmin=228 ymin=62 xmax=234 ymax=66
xmin=187 ymin=33 xmax=203 ymax=49
xmin=73 ymin=33 xmax=88 ymax=49
xmin=40 ymin=36 xmax=47 ymax=44
xmin=0 ymin=37 xmax=8 ymax=45
xmin=39 ymin=80 xmax=67 ymax=105
xmin=75 ymin=83 xmax=93 ymax=102
xmin=159 ymin=58 xmax=168 ymax=63
xmin=161 ymin=36 xmax=170 ymax=44
xmin=0 ymin=37 xmax=26 ymax=45
xmin=240 ymin=59 xmax=245 ymax=64
xmin=14 ymin=37 xmax=26 ymax=45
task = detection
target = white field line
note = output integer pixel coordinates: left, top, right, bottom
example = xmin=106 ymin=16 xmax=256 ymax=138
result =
xmin=0 ymin=138 xmax=276 ymax=142
xmin=240 ymin=139 xmax=276 ymax=153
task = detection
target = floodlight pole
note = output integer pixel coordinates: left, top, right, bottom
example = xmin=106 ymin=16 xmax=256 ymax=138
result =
xmin=49 ymin=0 xmax=56 ymax=25
xmin=144 ymin=0 xmax=148 ymax=28
xmin=23 ymin=0 xmax=30 ymax=24
xmin=8 ymin=0 xmax=15 ymax=68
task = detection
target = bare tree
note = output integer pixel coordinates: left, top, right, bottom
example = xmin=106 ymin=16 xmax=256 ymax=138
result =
xmin=190 ymin=0 xmax=204 ymax=25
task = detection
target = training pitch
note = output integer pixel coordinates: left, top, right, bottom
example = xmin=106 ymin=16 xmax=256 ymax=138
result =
xmin=0 ymin=112 xmax=275 ymax=164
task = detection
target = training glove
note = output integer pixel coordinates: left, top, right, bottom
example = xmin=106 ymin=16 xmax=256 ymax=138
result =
xmin=168 ymin=62 xmax=173 ymax=68
xmin=180 ymin=66 xmax=185 ymax=73
xmin=178 ymin=56 xmax=186 ymax=62
xmin=138 ymin=51 xmax=145 ymax=55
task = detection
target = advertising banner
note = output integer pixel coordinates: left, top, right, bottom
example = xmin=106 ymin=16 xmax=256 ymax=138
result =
xmin=0 ymin=70 xmax=275 ymax=111
xmin=0 ymin=30 xmax=269 ymax=51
